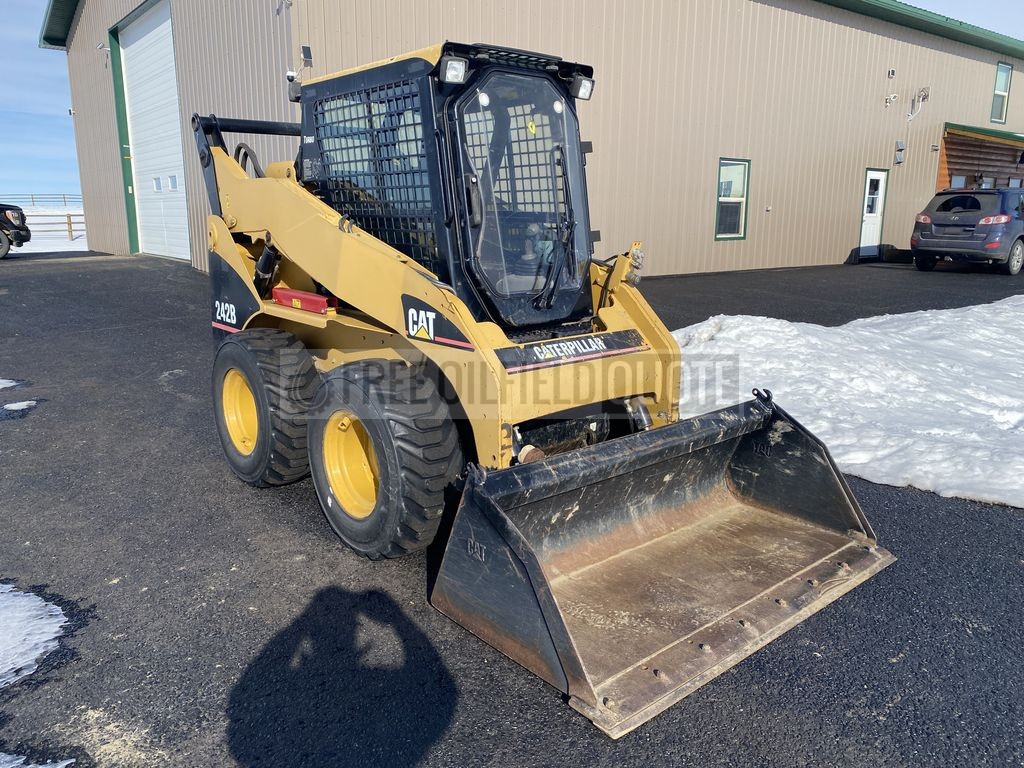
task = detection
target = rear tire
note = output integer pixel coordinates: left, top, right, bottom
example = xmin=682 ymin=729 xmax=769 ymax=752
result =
xmin=307 ymin=361 xmax=463 ymax=559
xmin=1002 ymin=240 xmax=1023 ymax=276
xmin=212 ymin=329 xmax=319 ymax=486
xmin=914 ymin=253 xmax=937 ymax=272
xmin=0 ymin=231 xmax=10 ymax=259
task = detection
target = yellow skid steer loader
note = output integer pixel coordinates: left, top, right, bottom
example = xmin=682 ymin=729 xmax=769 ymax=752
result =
xmin=193 ymin=42 xmax=894 ymax=737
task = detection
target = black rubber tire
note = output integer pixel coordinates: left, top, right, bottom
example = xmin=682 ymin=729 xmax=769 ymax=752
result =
xmin=307 ymin=361 xmax=463 ymax=559
xmin=914 ymin=253 xmax=937 ymax=272
xmin=212 ymin=329 xmax=319 ymax=486
xmin=0 ymin=231 xmax=10 ymax=259
xmin=1002 ymin=239 xmax=1024 ymax=276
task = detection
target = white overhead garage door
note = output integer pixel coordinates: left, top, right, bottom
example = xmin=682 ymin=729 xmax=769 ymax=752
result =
xmin=121 ymin=0 xmax=189 ymax=260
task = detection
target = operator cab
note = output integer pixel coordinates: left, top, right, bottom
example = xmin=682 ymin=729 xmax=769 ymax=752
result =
xmin=298 ymin=42 xmax=596 ymax=335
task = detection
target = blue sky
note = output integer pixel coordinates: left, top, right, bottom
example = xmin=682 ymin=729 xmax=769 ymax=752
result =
xmin=0 ymin=0 xmax=1018 ymax=198
xmin=0 ymin=1 xmax=81 ymax=195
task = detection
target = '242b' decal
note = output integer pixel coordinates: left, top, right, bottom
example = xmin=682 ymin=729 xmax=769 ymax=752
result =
xmin=214 ymin=301 xmax=237 ymax=325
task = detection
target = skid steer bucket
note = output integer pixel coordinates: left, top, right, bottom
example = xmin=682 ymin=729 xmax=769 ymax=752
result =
xmin=431 ymin=391 xmax=895 ymax=738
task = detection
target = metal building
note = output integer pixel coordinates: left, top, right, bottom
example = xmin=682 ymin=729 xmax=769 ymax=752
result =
xmin=40 ymin=0 xmax=1024 ymax=276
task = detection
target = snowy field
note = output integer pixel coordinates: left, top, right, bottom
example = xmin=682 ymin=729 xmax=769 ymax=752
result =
xmin=0 ymin=585 xmax=72 ymax=768
xmin=6 ymin=207 xmax=88 ymax=254
xmin=674 ymin=295 xmax=1024 ymax=508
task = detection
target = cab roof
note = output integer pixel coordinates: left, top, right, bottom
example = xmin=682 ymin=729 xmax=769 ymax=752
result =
xmin=303 ymin=41 xmax=593 ymax=87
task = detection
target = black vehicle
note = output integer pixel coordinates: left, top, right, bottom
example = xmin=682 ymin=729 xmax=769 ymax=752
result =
xmin=911 ymin=188 xmax=1024 ymax=275
xmin=0 ymin=203 xmax=31 ymax=258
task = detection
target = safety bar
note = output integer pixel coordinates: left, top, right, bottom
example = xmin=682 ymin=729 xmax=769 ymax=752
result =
xmin=191 ymin=113 xmax=302 ymax=216
xmin=192 ymin=114 xmax=302 ymax=139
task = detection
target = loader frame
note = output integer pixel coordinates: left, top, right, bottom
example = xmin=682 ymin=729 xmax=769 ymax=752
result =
xmin=192 ymin=112 xmax=680 ymax=470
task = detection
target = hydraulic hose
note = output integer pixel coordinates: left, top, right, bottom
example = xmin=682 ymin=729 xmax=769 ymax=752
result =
xmin=233 ymin=142 xmax=265 ymax=178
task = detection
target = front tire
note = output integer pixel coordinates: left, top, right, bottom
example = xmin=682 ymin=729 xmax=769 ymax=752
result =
xmin=307 ymin=361 xmax=463 ymax=559
xmin=0 ymin=231 xmax=10 ymax=259
xmin=914 ymin=253 xmax=937 ymax=272
xmin=1002 ymin=240 xmax=1023 ymax=276
xmin=212 ymin=329 xmax=319 ymax=486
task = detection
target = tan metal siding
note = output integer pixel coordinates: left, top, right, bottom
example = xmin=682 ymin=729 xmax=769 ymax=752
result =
xmin=65 ymin=0 xmax=139 ymax=258
xmin=169 ymin=0 xmax=297 ymax=270
xmin=65 ymin=0 xmax=1024 ymax=275
xmin=65 ymin=0 xmax=296 ymax=270
xmin=293 ymin=0 xmax=1024 ymax=275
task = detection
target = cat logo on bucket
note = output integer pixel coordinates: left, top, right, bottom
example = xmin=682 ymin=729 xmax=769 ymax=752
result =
xmin=407 ymin=308 xmax=437 ymax=341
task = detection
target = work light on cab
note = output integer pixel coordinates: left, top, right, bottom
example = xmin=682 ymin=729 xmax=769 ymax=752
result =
xmin=570 ymin=72 xmax=594 ymax=99
xmin=439 ymin=55 xmax=468 ymax=84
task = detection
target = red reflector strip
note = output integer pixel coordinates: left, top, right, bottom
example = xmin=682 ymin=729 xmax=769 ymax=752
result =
xmin=984 ymin=241 xmax=1002 ymax=249
xmin=433 ymin=335 xmax=475 ymax=350
xmin=271 ymin=287 xmax=337 ymax=314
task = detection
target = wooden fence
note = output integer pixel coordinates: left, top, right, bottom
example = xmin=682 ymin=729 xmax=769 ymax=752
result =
xmin=26 ymin=213 xmax=87 ymax=241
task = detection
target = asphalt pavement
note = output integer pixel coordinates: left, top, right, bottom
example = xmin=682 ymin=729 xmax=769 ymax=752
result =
xmin=1 ymin=251 xmax=1022 ymax=767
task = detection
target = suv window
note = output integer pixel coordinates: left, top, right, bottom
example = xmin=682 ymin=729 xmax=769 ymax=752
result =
xmin=928 ymin=193 xmax=1001 ymax=215
xmin=1011 ymin=193 xmax=1024 ymax=216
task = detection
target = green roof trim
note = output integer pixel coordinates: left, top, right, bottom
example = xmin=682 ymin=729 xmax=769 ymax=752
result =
xmin=38 ymin=0 xmax=82 ymax=50
xmin=944 ymin=122 xmax=1024 ymax=145
xmin=816 ymin=0 xmax=1024 ymax=60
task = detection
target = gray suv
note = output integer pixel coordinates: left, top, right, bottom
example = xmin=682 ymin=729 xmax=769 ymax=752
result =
xmin=911 ymin=188 xmax=1024 ymax=275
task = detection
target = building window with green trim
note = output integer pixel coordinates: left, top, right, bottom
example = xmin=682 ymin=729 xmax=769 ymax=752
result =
xmin=991 ymin=62 xmax=1012 ymax=124
xmin=716 ymin=158 xmax=750 ymax=240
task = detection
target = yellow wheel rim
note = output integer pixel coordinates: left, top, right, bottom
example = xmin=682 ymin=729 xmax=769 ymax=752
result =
xmin=222 ymin=368 xmax=259 ymax=456
xmin=323 ymin=410 xmax=379 ymax=519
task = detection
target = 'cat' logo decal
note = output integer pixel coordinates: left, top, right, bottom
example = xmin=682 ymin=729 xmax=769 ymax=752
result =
xmin=407 ymin=308 xmax=436 ymax=340
xmin=401 ymin=295 xmax=474 ymax=351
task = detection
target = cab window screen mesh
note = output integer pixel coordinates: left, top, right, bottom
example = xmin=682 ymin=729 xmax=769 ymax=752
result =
xmin=313 ymin=80 xmax=440 ymax=274
xmin=463 ymin=106 xmax=559 ymax=214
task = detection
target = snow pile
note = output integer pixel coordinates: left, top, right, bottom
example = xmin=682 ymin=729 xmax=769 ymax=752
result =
xmin=0 ymin=380 xmax=21 ymax=390
xmin=10 ymin=207 xmax=88 ymax=254
xmin=0 ymin=584 xmax=67 ymax=687
xmin=0 ymin=401 xmax=39 ymax=421
xmin=0 ymin=755 xmax=74 ymax=768
xmin=2 ymin=402 xmax=36 ymax=412
xmin=673 ymin=296 xmax=1024 ymax=508
xmin=0 ymin=585 xmax=72 ymax=768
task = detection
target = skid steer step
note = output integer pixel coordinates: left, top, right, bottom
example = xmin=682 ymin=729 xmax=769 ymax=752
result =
xmin=431 ymin=394 xmax=895 ymax=737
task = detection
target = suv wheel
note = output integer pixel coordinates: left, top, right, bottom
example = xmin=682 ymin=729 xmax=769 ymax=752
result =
xmin=1002 ymin=240 xmax=1023 ymax=276
xmin=0 ymin=231 xmax=10 ymax=259
xmin=914 ymin=253 xmax=937 ymax=272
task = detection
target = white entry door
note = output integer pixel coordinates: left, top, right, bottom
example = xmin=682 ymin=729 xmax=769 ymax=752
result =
xmin=859 ymin=169 xmax=888 ymax=258
xmin=121 ymin=0 xmax=189 ymax=259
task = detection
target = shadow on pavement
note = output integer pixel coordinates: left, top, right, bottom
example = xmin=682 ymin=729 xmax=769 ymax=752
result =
xmin=227 ymin=587 xmax=457 ymax=767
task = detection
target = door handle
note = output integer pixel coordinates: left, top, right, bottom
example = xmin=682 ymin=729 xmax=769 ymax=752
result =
xmin=464 ymin=174 xmax=482 ymax=228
